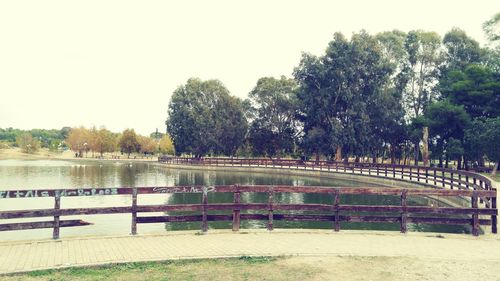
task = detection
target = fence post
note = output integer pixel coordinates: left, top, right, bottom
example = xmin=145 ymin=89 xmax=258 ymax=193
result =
xmin=492 ymin=195 xmax=497 ymax=234
xmin=232 ymin=188 xmax=241 ymax=232
xmin=201 ymin=187 xmax=208 ymax=233
xmin=433 ymin=169 xmax=437 ymax=186
xmin=267 ymin=187 xmax=274 ymax=231
xmin=400 ymin=190 xmax=407 ymax=233
xmin=131 ymin=188 xmax=138 ymax=235
xmin=52 ymin=193 xmax=61 ymax=239
xmin=333 ymin=189 xmax=340 ymax=232
xmin=471 ymin=191 xmax=479 ymax=236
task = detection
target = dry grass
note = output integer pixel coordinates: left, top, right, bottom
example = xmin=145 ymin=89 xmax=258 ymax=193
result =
xmin=0 ymin=257 xmax=320 ymax=281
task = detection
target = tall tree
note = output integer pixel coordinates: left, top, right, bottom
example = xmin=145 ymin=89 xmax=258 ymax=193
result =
xmin=398 ymin=30 xmax=442 ymax=164
xmin=166 ymin=78 xmax=247 ymax=157
xmin=295 ymin=31 xmax=393 ymax=161
xmin=247 ymin=76 xmax=298 ymax=157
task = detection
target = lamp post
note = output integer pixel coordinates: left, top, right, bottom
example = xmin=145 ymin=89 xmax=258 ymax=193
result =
xmin=84 ymin=142 xmax=88 ymax=158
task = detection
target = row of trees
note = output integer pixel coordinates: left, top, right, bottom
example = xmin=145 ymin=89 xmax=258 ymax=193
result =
xmin=66 ymin=127 xmax=175 ymax=158
xmin=166 ymin=14 xmax=499 ymax=173
xmin=0 ymin=126 xmax=176 ymax=157
xmin=0 ymin=127 xmax=71 ymax=151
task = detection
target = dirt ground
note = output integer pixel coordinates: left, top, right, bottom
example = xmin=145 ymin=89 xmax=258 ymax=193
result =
xmin=282 ymin=255 xmax=500 ymax=281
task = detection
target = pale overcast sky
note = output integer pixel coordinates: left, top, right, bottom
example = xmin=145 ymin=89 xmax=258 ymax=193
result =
xmin=0 ymin=0 xmax=498 ymax=135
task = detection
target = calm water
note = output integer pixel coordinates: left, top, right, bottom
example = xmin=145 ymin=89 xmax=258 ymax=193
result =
xmin=0 ymin=159 xmax=470 ymax=240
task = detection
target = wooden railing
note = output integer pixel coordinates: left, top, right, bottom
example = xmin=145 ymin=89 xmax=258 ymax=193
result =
xmin=0 ymin=185 xmax=497 ymax=239
xmin=159 ymin=157 xmax=495 ymax=192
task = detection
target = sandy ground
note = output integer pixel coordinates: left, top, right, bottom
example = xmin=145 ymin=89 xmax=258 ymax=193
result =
xmin=282 ymin=255 xmax=500 ymax=281
xmin=0 ymin=148 xmax=156 ymax=162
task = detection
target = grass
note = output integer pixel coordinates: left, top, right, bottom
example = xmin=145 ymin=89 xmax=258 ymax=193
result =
xmin=0 ymin=257 xmax=320 ymax=281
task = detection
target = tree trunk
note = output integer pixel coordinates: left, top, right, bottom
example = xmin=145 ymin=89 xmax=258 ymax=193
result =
xmin=315 ymin=153 xmax=320 ymax=165
xmin=390 ymin=146 xmax=396 ymax=165
xmin=445 ymin=157 xmax=449 ymax=169
xmin=413 ymin=140 xmax=419 ymax=166
xmin=438 ymin=156 xmax=443 ymax=168
xmin=355 ymin=156 xmax=360 ymax=163
xmin=422 ymin=127 xmax=429 ymax=166
xmin=457 ymin=157 xmax=462 ymax=171
xmin=335 ymin=146 xmax=342 ymax=162
xmin=492 ymin=162 xmax=499 ymax=176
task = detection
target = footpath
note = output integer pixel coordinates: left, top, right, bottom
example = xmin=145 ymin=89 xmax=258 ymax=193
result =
xmin=1 ymin=229 xmax=499 ymax=275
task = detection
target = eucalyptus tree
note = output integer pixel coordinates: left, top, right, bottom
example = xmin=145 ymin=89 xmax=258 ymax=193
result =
xmin=247 ymin=76 xmax=298 ymax=158
xmin=166 ymin=78 xmax=247 ymax=157
xmin=295 ymin=31 xmax=394 ymax=162
xmin=396 ymin=30 xmax=442 ymax=164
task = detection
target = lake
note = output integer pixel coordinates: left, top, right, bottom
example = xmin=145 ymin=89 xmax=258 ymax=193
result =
xmin=0 ymin=159 xmax=470 ymax=240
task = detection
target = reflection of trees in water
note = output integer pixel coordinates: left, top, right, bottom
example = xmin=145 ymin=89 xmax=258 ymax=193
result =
xmin=69 ymin=164 xmax=110 ymax=187
xmin=163 ymin=184 xmax=469 ymax=234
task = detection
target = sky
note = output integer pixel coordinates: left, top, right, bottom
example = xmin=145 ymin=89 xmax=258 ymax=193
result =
xmin=0 ymin=0 xmax=498 ymax=136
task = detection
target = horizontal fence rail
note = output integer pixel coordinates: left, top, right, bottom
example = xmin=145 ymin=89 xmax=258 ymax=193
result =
xmin=0 ymin=185 xmax=497 ymax=239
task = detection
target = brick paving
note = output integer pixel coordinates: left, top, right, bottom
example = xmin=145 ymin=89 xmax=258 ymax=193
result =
xmin=1 ymin=229 xmax=499 ymax=274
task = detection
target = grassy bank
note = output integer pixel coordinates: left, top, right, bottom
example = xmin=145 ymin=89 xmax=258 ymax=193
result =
xmin=0 ymin=257 xmax=318 ymax=281
xmin=2 ymin=255 xmax=500 ymax=281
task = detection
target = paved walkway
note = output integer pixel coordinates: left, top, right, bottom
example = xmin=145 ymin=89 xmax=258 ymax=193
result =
xmin=1 ymin=229 xmax=500 ymax=274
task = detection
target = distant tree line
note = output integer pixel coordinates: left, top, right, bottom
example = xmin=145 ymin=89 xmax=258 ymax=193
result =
xmin=166 ymin=14 xmax=500 ymax=174
xmin=0 ymin=126 xmax=175 ymax=158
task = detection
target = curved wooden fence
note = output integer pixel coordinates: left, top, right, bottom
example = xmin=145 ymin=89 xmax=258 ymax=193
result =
xmin=158 ymin=157 xmax=495 ymax=192
xmin=0 ymin=185 xmax=497 ymax=239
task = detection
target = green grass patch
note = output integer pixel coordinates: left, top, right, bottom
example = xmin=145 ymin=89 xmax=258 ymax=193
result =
xmin=0 ymin=256 xmax=319 ymax=281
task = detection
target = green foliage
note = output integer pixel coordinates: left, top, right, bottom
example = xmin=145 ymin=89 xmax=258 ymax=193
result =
xmin=441 ymin=64 xmax=500 ymax=119
xmin=247 ymin=76 xmax=298 ymax=157
xmin=294 ymin=31 xmax=396 ymax=159
xmin=483 ymin=12 xmax=500 ymax=44
xmin=483 ymin=117 xmax=500 ymax=162
xmin=166 ymin=78 xmax=247 ymax=157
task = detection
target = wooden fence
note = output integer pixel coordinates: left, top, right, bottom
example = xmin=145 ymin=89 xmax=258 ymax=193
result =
xmin=0 ymin=185 xmax=497 ymax=239
xmin=159 ymin=157 xmax=494 ymax=192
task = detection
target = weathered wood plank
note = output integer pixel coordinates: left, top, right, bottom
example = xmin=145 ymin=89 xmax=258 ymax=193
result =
xmin=0 ymin=220 xmax=92 ymax=231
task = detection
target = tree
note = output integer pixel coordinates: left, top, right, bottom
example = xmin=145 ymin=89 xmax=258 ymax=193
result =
xmin=16 ymin=133 xmax=40 ymax=153
xmin=166 ymin=78 xmax=247 ymax=157
xmin=89 ymin=127 xmax=116 ymax=157
xmin=441 ymin=28 xmax=482 ymax=72
xmin=441 ymin=64 xmax=500 ymax=119
xmin=425 ymin=101 xmax=470 ymax=168
xmin=137 ymin=135 xmax=157 ymax=155
xmin=483 ymin=117 xmax=500 ymax=175
xmin=66 ymin=127 xmax=90 ymax=157
xmin=397 ymin=30 xmax=442 ymax=164
xmin=119 ymin=129 xmax=140 ymax=157
xmin=158 ymin=134 xmax=175 ymax=155
xmin=247 ymin=76 xmax=298 ymax=157
xmin=294 ymin=31 xmax=394 ymax=162
xmin=483 ymin=12 xmax=500 ymax=45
